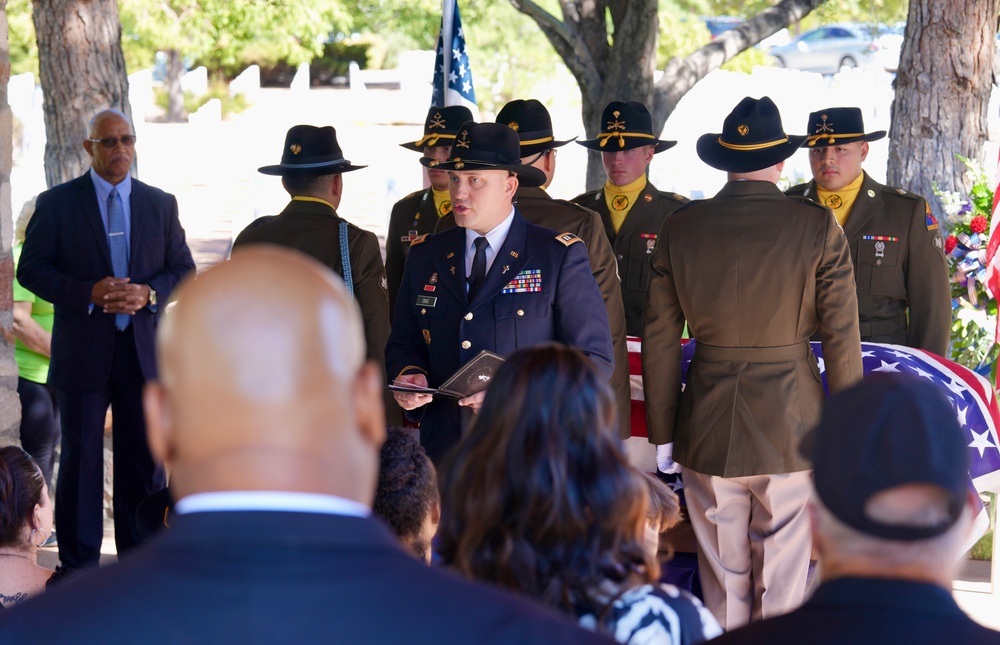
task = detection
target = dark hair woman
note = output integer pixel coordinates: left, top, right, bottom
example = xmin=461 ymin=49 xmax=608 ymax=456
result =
xmin=373 ymin=427 xmax=440 ymax=564
xmin=437 ymin=344 xmax=721 ymax=644
xmin=0 ymin=446 xmax=57 ymax=608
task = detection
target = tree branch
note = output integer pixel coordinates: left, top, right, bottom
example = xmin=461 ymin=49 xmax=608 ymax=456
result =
xmin=509 ymin=0 xmax=604 ymax=104
xmin=652 ymin=0 xmax=827 ymax=126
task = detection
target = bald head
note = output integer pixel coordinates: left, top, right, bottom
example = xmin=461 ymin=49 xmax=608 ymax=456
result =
xmin=145 ymin=246 xmax=385 ymax=503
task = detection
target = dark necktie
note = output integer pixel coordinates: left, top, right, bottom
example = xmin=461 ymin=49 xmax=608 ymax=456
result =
xmin=468 ymin=236 xmax=488 ymax=301
xmin=108 ymin=188 xmax=129 ymax=330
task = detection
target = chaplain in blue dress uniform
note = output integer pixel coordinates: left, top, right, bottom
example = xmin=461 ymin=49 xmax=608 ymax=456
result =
xmin=386 ymin=122 xmax=614 ymax=463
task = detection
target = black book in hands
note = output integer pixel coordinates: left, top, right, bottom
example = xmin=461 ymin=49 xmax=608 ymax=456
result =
xmin=388 ymin=350 xmax=505 ymax=399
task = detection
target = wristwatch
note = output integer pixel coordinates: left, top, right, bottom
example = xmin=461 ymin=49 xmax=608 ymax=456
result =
xmin=147 ymin=286 xmax=158 ymax=307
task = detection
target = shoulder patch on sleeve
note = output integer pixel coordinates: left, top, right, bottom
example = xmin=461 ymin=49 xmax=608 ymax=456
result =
xmin=409 ymin=234 xmax=428 ymax=246
xmin=925 ymin=202 xmax=939 ymax=230
xmin=556 ymin=232 xmax=583 ymax=246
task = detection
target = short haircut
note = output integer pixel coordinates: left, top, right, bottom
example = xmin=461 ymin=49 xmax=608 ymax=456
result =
xmin=373 ymin=428 xmax=438 ymax=558
xmin=813 ymin=490 xmax=971 ymax=570
xmin=89 ymin=109 xmax=133 ymax=137
xmin=0 ymin=447 xmax=45 ymax=547
xmin=281 ymin=173 xmax=335 ymax=196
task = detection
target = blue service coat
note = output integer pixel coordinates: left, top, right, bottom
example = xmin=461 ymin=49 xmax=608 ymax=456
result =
xmin=386 ymin=210 xmax=614 ymax=462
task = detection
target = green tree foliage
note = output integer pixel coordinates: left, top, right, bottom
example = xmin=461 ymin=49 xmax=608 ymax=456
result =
xmin=118 ymin=0 xmax=352 ymax=78
xmin=7 ymin=0 xmax=38 ymax=76
xmin=351 ymin=0 xmax=565 ymax=115
xmin=657 ymin=1 xmax=771 ymax=74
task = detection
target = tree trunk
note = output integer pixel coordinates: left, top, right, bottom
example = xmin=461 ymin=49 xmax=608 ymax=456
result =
xmin=888 ymin=0 xmax=1000 ymax=216
xmin=32 ymin=0 xmax=133 ymax=188
xmin=511 ymin=0 xmax=827 ymax=189
xmin=165 ymin=48 xmax=186 ymax=122
xmin=0 ymin=0 xmax=23 ymax=446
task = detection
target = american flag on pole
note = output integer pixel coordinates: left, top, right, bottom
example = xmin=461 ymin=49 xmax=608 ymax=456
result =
xmin=431 ymin=0 xmax=479 ymax=118
xmin=630 ymin=338 xmax=1000 ymax=543
xmin=984 ymin=148 xmax=1000 ymax=346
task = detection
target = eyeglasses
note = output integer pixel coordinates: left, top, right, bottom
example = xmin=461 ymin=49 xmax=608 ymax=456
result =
xmin=88 ymin=136 xmax=136 ymax=149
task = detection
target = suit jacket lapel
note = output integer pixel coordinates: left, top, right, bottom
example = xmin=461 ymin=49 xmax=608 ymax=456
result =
xmin=78 ymin=175 xmax=114 ymax=271
xmin=129 ymin=181 xmax=146 ymax=265
xmin=842 ymin=172 xmax=882 ymax=239
xmin=469 ymin=211 xmax=529 ymax=309
xmin=433 ymin=228 xmax=468 ymax=305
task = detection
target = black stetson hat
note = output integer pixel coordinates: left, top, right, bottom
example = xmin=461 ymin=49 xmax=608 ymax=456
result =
xmin=806 ymin=374 xmax=969 ymax=542
xmin=496 ymin=99 xmax=576 ymax=158
xmin=696 ymin=96 xmax=807 ymax=173
xmin=400 ymin=106 xmax=474 ymax=152
xmin=577 ymin=101 xmax=676 ymax=153
xmin=805 ymin=106 xmax=886 ymax=147
xmin=258 ymin=125 xmax=366 ymax=176
xmin=420 ymin=121 xmax=546 ymax=188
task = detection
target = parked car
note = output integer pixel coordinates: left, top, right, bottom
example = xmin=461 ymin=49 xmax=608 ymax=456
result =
xmin=702 ymin=15 xmax=743 ymax=39
xmin=768 ymin=23 xmax=901 ymax=74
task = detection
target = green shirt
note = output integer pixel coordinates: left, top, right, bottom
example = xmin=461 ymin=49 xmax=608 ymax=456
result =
xmin=12 ymin=243 xmax=54 ymax=384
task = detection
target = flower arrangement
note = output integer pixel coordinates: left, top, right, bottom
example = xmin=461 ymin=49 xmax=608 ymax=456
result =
xmin=933 ymin=156 xmax=999 ymax=378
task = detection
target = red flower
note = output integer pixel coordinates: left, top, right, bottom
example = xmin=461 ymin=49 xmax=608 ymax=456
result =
xmin=970 ymin=215 xmax=988 ymax=234
xmin=945 ymin=235 xmax=958 ymax=254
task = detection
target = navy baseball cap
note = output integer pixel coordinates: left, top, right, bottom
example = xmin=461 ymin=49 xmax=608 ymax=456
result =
xmin=808 ymin=374 xmax=969 ymax=541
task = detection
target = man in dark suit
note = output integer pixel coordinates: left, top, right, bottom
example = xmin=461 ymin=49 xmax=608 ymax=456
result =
xmin=0 ymin=247 xmax=612 ymax=645
xmin=572 ymin=101 xmax=688 ymax=337
xmin=712 ymin=375 xmax=999 ymax=644
xmin=386 ymin=122 xmax=614 ymax=463
xmin=17 ymin=109 xmax=195 ymax=567
xmin=386 ymin=105 xmax=472 ymax=314
xmin=786 ymin=107 xmax=951 ymax=355
xmin=642 ymin=97 xmax=863 ymax=629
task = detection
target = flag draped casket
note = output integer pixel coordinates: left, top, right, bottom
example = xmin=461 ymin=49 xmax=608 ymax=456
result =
xmin=631 ymin=337 xmax=1000 ymax=537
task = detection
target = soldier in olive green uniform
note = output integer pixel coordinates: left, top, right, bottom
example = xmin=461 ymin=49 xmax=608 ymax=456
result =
xmin=386 ymin=106 xmax=473 ymax=316
xmin=572 ymin=101 xmax=688 ymax=337
xmin=786 ymin=107 xmax=951 ymax=356
xmin=491 ymin=99 xmax=633 ymax=438
xmin=234 ymin=125 xmax=397 ymax=422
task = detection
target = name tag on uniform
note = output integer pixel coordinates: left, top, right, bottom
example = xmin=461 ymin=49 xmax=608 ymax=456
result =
xmin=501 ymin=269 xmax=542 ymax=294
xmin=415 ymin=295 xmax=437 ymax=307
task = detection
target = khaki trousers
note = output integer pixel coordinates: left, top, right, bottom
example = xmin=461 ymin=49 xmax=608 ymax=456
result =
xmin=683 ymin=468 xmax=813 ymax=631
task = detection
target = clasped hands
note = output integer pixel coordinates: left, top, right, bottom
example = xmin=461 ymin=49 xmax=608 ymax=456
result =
xmin=391 ymin=373 xmax=486 ymax=412
xmin=91 ymin=277 xmax=148 ymax=315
